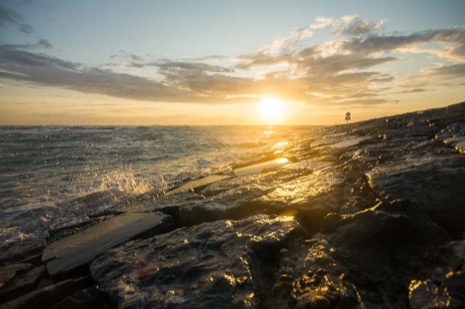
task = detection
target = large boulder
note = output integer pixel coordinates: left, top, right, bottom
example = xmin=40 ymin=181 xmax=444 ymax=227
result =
xmin=409 ymin=272 xmax=465 ymax=309
xmin=366 ymin=153 xmax=465 ymax=237
xmin=315 ymin=205 xmax=452 ymax=307
xmin=90 ymin=215 xmax=303 ymax=308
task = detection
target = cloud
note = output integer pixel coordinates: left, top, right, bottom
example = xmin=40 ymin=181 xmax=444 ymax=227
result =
xmin=398 ymin=88 xmax=427 ymax=94
xmin=339 ymin=16 xmax=385 ymax=36
xmin=427 ymin=63 xmax=465 ymax=77
xmin=343 ymin=27 xmax=465 ymax=61
xmin=310 ymin=15 xmax=385 ymax=37
xmin=0 ymin=45 xmax=193 ymax=102
xmin=0 ymin=5 xmax=33 ymax=34
xmin=1 ymin=39 xmax=53 ymax=51
xmin=0 ymin=44 xmax=257 ymax=104
xmin=0 ymin=16 xmax=464 ymax=108
xmin=36 ymin=39 xmax=53 ymax=49
xmin=236 ymin=52 xmax=288 ymax=70
xmin=251 ymin=15 xmax=383 ymax=57
xmin=157 ymin=61 xmax=233 ymax=73
xmin=235 ymin=18 xmax=465 ymax=106
xmin=259 ymin=26 xmax=314 ymax=55
xmin=126 ymin=57 xmax=233 ymax=75
xmin=188 ymin=55 xmax=228 ymax=61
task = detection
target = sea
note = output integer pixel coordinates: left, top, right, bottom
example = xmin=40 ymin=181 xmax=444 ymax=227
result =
xmin=0 ymin=126 xmax=313 ymax=248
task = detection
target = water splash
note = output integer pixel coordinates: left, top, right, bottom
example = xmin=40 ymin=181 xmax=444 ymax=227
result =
xmin=0 ymin=227 xmax=42 ymax=248
xmin=95 ymin=167 xmax=153 ymax=197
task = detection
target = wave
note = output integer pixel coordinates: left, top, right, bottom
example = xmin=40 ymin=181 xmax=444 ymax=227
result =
xmin=0 ymin=126 xmax=311 ymax=248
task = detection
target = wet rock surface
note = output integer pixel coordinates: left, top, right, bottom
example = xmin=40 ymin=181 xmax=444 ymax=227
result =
xmin=1 ymin=101 xmax=465 ymax=308
xmin=42 ymin=212 xmax=173 ymax=278
xmin=0 ymin=276 xmax=93 ymax=309
xmin=91 ymin=215 xmax=303 ymax=308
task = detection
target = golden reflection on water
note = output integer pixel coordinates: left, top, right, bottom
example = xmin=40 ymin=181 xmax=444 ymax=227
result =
xmin=263 ymin=129 xmax=274 ymax=138
xmin=279 ymin=209 xmax=298 ymax=218
xmin=233 ymin=158 xmax=289 ymax=177
xmin=277 ymin=215 xmax=295 ymax=222
xmin=274 ymin=141 xmax=289 ymax=149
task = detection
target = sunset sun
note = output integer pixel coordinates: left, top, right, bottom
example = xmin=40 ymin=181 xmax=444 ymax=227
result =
xmin=258 ymin=98 xmax=286 ymax=124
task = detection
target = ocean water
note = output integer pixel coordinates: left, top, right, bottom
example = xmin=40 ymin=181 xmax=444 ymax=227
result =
xmin=0 ymin=126 xmax=312 ymax=247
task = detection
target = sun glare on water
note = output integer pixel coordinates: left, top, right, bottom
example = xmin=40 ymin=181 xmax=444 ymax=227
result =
xmin=257 ymin=98 xmax=286 ymax=124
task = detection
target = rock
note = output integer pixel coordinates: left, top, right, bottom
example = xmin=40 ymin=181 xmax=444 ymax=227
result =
xmin=321 ymin=208 xmax=414 ymax=248
xmin=409 ymin=272 xmax=465 ymax=309
xmin=318 ymin=209 xmax=415 ymax=286
xmin=178 ymin=202 xmax=230 ymax=226
xmin=0 ymin=276 xmax=92 ymax=309
xmin=255 ymin=167 xmax=346 ymax=231
xmin=267 ymin=239 xmax=365 ymax=309
xmin=373 ymin=200 xmax=451 ymax=247
xmin=0 ymin=239 xmax=46 ymax=267
xmin=90 ymin=215 xmax=303 ymax=308
xmin=0 ymin=264 xmax=32 ymax=290
xmin=46 ymin=217 xmax=105 ymax=243
xmin=3 ymin=102 xmax=465 ymax=308
xmin=366 ymin=153 xmax=465 ymax=237
xmin=260 ymin=168 xmax=345 ymax=208
xmin=314 ymin=206 xmax=454 ymax=306
xmin=0 ymin=266 xmax=45 ymax=303
xmin=319 ymin=213 xmax=342 ymax=233
xmin=176 ymin=178 xmax=276 ymax=225
xmin=50 ymin=286 xmax=100 ymax=309
xmin=291 ymin=272 xmax=363 ymax=309
xmin=164 ymin=158 xmax=289 ymax=197
xmin=444 ymin=272 xmax=465 ymax=307
xmin=165 ymin=174 xmax=233 ymax=196
xmin=233 ymin=158 xmax=289 ymax=177
xmin=442 ymin=240 xmax=465 ymax=271
xmin=409 ymin=279 xmax=450 ymax=309
xmin=444 ymin=136 xmax=465 ymax=154
xmin=435 ymin=123 xmax=465 ymax=140
xmin=42 ymin=212 xmax=173 ymax=277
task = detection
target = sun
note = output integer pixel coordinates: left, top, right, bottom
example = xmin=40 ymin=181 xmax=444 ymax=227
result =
xmin=257 ymin=98 xmax=286 ymax=124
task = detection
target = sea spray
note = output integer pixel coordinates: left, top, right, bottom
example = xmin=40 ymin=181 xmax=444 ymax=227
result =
xmin=95 ymin=166 xmax=154 ymax=198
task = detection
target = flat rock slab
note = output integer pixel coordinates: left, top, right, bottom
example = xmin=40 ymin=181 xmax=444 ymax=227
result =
xmin=165 ymin=174 xmax=233 ymax=196
xmin=42 ymin=212 xmax=173 ymax=277
xmin=165 ymin=158 xmax=289 ymax=197
xmin=233 ymin=158 xmax=289 ymax=177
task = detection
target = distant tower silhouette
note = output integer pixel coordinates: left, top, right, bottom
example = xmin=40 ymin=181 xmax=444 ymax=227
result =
xmin=345 ymin=112 xmax=351 ymax=124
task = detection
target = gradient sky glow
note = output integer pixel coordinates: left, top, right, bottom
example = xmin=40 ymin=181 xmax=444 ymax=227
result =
xmin=1 ymin=0 xmax=464 ymax=125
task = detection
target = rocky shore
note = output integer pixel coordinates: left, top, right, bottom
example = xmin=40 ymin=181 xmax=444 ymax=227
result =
xmin=1 ymin=102 xmax=465 ymax=308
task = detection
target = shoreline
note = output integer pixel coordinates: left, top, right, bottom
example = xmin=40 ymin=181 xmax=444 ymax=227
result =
xmin=1 ymin=101 xmax=465 ymax=308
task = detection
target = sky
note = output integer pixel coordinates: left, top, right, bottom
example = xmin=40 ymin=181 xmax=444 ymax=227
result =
xmin=0 ymin=0 xmax=464 ymax=125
